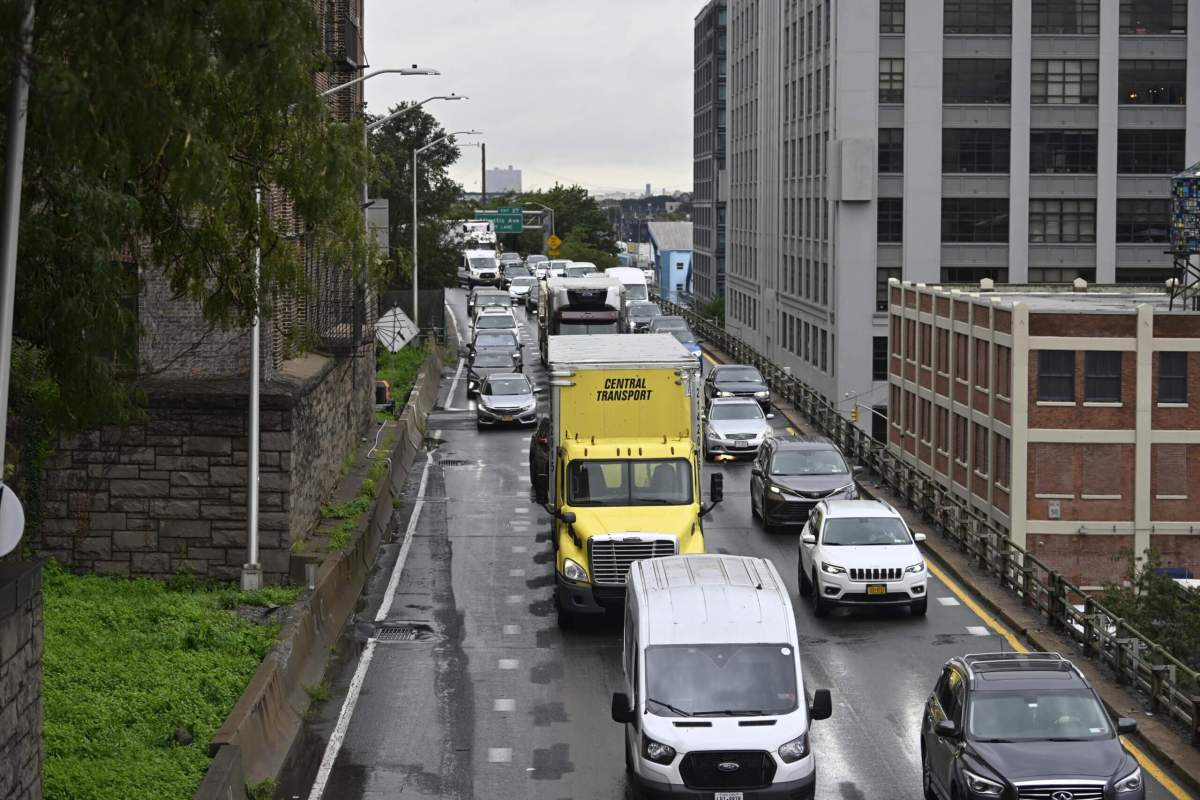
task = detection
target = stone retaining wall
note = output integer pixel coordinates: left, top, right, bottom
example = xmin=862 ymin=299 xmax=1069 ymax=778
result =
xmin=0 ymin=558 xmax=44 ymax=800
xmin=36 ymin=352 xmax=373 ymax=583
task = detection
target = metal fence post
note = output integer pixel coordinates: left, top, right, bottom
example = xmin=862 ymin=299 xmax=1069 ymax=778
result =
xmin=1150 ymin=660 xmax=1168 ymax=715
xmin=1190 ymin=696 xmax=1200 ymax=747
xmin=1021 ymin=554 xmax=1034 ymax=607
xmin=1049 ymin=572 xmax=1065 ymax=629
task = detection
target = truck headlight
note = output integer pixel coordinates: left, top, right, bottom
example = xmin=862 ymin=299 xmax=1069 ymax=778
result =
xmin=821 ymin=562 xmax=846 ymax=575
xmin=562 ymin=558 xmax=588 ymax=582
xmin=963 ymin=768 xmax=1003 ymax=796
xmin=905 ymin=561 xmax=926 ymax=574
xmin=641 ymin=734 xmax=676 ymax=765
xmin=1114 ymin=767 xmax=1142 ymax=794
xmin=777 ymin=731 xmax=810 ymax=763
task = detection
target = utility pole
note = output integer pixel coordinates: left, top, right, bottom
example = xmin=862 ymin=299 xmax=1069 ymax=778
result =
xmin=480 ymin=142 xmax=487 ymax=203
xmin=0 ymin=0 xmax=33 ymax=559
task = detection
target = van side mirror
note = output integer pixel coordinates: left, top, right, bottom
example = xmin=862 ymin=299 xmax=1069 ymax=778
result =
xmin=709 ymin=473 xmax=724 ymax=504
xmin=1117 ymin=717 xmax=1137 ymax=735
xmin=611 ymin=692 xmax=635 ymax=724
xmin=914 ymin=533 xmax=927 ymax=543
xmin=853 ymin=465 xmax=865 ymax=476
xmin=935 ymin=719 xmax=959 ymax=738
xmin=801 ymin=532 xmax=817 ymax=545
xmin=766 ymin=412 xmax=775 ymax=419
xmin=810 ymin=689 xmax=832 ymax=721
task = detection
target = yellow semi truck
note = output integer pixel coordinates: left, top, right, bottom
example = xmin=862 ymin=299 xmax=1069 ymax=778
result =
xmin=545 ymin=334 xmax=724 ymax=627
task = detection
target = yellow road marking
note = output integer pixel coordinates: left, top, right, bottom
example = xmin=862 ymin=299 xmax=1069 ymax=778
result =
xmin=786 ymin=427 xmax=796 ymax=436
xmin=928 ymin=560 xmax=1193 ymax=799
xmin=702 ymin=350 xmax=719 ymax=366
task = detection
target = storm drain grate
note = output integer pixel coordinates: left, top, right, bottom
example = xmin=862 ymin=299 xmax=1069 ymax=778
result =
xmin=439 ymin=459 xmax=474 ymax=468
xmin=374 ymin=622 xmax=439 ymax=643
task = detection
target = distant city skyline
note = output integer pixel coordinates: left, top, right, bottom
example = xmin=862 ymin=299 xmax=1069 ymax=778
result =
xmin=364 ymin=0 xmax=697 ymax=195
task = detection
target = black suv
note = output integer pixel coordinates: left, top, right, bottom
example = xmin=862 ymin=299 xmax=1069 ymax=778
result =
xmin=921 ymin=652 xmax=1144 ymax=800
xmin=750 ymin=436 xmax=861 ymax=528
xmin=704 ymin=364 xmax=770 ymax=411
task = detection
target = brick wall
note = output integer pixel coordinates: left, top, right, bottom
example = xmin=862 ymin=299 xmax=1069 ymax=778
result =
xmin=1027 ymin=533 xmax=1133 ymax=586
xmin=0 ymin=559 xmax=43 ymax=800
xmin=36 ymin=352 xmax=374 ymax=583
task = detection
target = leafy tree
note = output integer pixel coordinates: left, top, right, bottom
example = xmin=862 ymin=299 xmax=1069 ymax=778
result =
xmin=1098 ymin=549 xmax=1200 ymax=671
xmin=0 ymin=0 xmax=367 ymax=435
xmin=367 ymin=104 xmax=463 ymax=289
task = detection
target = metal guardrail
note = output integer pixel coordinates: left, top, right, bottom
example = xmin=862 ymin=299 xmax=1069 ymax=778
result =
xmin=655 ymin=296 xmax=1200 ymax=746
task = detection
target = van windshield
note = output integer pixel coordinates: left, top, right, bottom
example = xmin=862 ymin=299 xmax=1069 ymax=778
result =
xmin=623 ymin=284 xmax=648 ymax=301
xmin=645 ymin=644 xmax=799 ymax=717
xmin=567 ymin=459 xmax=693 ymax=506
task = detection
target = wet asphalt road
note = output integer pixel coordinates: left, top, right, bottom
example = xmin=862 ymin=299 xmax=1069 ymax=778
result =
xmin=282 ymin=288 xmax=1183 ymax=800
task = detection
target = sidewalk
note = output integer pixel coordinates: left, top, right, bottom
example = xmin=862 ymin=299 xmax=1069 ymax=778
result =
xmin=700 ymin=342 xmax=1200 ymax=796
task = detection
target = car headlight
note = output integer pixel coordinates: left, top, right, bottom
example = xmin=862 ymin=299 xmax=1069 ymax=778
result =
xmin=963 ymin=768 xmax=1003 ymax=796
xmin=1114 ymin=766 xmax=1142 ymax=794
xmin=777 ymin=731 xmax=810 ymax=763
xmin=905 ymin=561 xmax=926 ymax=574
xmin=769 ymin=484 xmax=782 ymax=495
xmin=641 ymin=734 xmax=676 ymax=765
xmin=562 ymin=558 xmax=588 ymax=582
xmin=716 ymin=390 xmax=734 ymax=397
xmin=831 ymin=482 xmax=857 ymax=498
xmin=754 ymin=390 xmax=770 ymax=398
xmin=821 ymin=562 xmax=846 ymax=575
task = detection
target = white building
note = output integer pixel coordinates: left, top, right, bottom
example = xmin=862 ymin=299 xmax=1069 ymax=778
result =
xmin=486 ymin=165 xmax=522 ymax=195
xmin=724 ymin=0 xmax=1200 ymax=435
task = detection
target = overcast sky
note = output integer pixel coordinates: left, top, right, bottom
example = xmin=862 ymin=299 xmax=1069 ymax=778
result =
xmin=364 ymin=0 xmax=699 ymax=195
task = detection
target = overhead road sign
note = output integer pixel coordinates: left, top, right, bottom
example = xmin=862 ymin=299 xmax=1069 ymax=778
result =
xmin=474 ymin=208 xmax=523 ymax=234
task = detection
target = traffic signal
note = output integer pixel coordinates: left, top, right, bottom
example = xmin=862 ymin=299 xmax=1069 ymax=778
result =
xmin=851 ymin=406 xmax=860 ymax=424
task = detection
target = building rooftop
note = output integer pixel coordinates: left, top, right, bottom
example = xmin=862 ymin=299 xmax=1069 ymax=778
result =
xmin=895 ymin=279 xmax=1200 ymax=315
xmin=647 ymin=221 xmax=693 ymax=252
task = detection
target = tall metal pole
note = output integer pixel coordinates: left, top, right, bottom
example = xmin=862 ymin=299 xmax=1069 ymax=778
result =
xmin=0 ymin=0 xmax=34 ymax=464
xmin=480 ymin=142 xmax=487 ymax=203
xmin=412 ymin=150 xmax=419 ymax=333
xmin=242 ymin=186 xmax=262 ymax=590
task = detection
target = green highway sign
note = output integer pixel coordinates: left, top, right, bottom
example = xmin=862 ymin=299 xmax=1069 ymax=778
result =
xmin=475 ymin=207 xmax=524 ymax=234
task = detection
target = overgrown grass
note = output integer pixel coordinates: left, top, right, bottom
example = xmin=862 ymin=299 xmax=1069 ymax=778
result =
xmin=43 ymin=562 xmax=301 ymax=800
xmin=376 ymin=345 xmax=427 ymax=415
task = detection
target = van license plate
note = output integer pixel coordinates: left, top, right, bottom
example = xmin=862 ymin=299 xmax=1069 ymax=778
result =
xmin=867 ymin=584 xmax=887 ymax=595
xmin=715 ymin=794 xmax=744 ymax=800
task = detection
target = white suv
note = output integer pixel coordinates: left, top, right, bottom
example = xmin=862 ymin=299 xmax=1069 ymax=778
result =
xmin=797 ymin=499 xmax=927 ymax=617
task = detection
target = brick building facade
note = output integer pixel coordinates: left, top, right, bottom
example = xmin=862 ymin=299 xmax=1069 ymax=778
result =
xmin=888 ymin=279 xmax=1200 ymax=586
xmin=34 ymin=0 xmax=375 ymax=583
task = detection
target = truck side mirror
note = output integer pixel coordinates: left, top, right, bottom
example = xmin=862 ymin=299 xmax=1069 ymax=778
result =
xmin=801 ymin=533 xmax=817 ymax=545
xmin=611 ymin=692 xmax=635 ymax=724
xmin=560 ymin=511 xmax=576 ymax=524
xmin=810 ymin=689 xmax=832 ymax=721
xmin=709 ymin=473 xmax=724 ymax=504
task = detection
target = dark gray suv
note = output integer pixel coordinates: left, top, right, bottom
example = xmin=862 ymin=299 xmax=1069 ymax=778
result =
xmin=921 ymin=652 xmax=1144 ymax=800
xmin=750 ymin=436 xmax=861 ymax=528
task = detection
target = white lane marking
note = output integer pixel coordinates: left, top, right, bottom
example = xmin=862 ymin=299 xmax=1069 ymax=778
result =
xmin=505 ymin=594 xmax=523 ymax=604
xmin=520 ymin=461 xmax=530 ymax=467
xmin=488 ymin=747 xmax=513 ymax=763
xmin=306 ymin=639 xmax=377 ymax=800
xmin=966 ymin=626 xmax=991 ymax=637
xmin=498 ymin=658 xmax=519 ymax=670
xmin=445 ymin=358 xmax=464 ymax=411
xmin=509 ymin=568 xmax=526 ymax=578
xmin=493 ymin=698 xmax=516 ymax=712
xmin=512 ymin=545 xmax=527 ymax=553
xmin=513 ymin=507 xmax=529 ymax=514
xmin=936 ymin=596 xmax=961 ymax=606
xmin=503 ymin=624 xmax=521 ymax=635
xmin=375 ymin=451 xmax=435 ymax=623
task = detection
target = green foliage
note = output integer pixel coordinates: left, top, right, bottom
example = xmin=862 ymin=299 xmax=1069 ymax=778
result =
xmin=303 ymin=683 xmax=330 ymax=703
xmin=327 ymin=520 xmax=355 ymax=551
xmin=1098 ymin=550 xmax=1200 ymax=670
xmin=247 ymin=778 xmax=278 ymax=800
xmin=42 ymin=562 xmax=293 ymax=799
xmin=367 ymin=105 xmax=464 ymax=289
xmin=6 ymin=341 xmax=60 ymax=535
xmin=463 ymin=184 xmax=619 ymax=264
xmin=697 ymin=296 xmax=725 ymax=323
xmin=376 ymin=345 xmax=427 ymax=413
xmin=321 ymin=494 xmax=371 ymax=520
xmin=3 ymin=0 xmax=368 ymax=438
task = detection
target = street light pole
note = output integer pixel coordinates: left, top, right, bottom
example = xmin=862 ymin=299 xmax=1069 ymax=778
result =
xmin=412 ymin=130 xmax=481 ymax=333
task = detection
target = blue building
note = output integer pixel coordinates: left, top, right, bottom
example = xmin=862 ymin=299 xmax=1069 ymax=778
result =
xmin=647 ymin=221 xmax=693 ymax=303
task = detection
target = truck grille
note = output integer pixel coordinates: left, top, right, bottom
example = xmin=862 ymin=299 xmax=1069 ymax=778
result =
xmin=1017 ymin=785 xmax=1105 ymax=800
xmin=588 ymin=537 xmax=676 ymax=586
xmin=849 ymin=567 xmax=901 ymax=582
xmin=680 ymin=751 xmax=776 ymax=790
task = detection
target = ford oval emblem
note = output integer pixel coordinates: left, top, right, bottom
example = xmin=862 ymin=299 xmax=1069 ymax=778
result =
xmin=716 ymin=761 xmax=740 ymax=773
xmin=1051 ymin=793 xmax=1073 ymax=800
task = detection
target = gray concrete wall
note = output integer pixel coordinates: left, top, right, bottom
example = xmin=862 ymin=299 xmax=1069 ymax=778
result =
xmin=37 ymin=352 xmax=374 ymax=584
xmin=0 ymin=559 xmax=43 ymax=800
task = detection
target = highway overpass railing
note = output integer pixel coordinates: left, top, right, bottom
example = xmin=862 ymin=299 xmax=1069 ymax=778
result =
xmin=654 ymin=296 xmax=1200 ymax=746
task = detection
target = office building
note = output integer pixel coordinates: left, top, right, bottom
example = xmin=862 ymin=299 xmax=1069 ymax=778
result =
xmin=888 ymin=279 xmax=1200 ymax=585
xmin=724 ymin=0 xmax=1200 ymax=431
xmin=485 ymin=165 xmax=522 ymax=195
xmin=693 ymin=0 xmax=728 ymax=301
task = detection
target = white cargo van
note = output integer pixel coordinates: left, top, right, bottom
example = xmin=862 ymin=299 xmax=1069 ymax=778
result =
xmin=612 ymin=554 xmax=832 ymax=799
xmin=606 ymin=265 xmax=650 ymax=302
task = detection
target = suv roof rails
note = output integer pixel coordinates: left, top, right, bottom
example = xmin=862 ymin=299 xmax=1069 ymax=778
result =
xmin=961 ymin=652 xmax=1083 ymax=680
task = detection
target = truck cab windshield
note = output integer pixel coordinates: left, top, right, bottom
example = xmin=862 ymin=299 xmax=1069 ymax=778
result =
xmin=567 ymin=459 xmax=693 ymax=506
xmin=645 ymin=644 xmax=799 ymax=717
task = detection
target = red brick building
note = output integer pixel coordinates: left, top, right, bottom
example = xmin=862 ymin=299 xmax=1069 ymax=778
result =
xmin=887 ymin=279 xmax=1200 ymax=586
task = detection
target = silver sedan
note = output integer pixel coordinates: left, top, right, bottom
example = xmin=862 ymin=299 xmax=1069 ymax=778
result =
xmin=703 ymin=397 xmax=774 ymax=461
